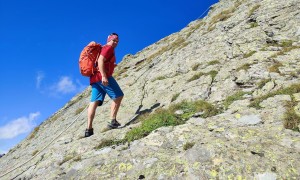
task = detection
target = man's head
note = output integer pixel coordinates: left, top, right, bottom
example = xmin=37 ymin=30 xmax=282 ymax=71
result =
xmin=107 ymin=33 xmax=119 ymax=47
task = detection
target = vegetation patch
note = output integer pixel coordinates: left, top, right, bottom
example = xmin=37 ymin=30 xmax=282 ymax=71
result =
xmin=249 ymin=84 xmax=300 ymax=109
xmin=223 ymin=91 xmax=250 ymax=109
xmin=137 ymin=36 xmax=189 ymax=68
xmin=208 ymin=70 xmax=218 ymax=81
xmin=28 ymin=126 xmax=40 ymax=140
xmin=257 ymin=79 xmax=272 ymax=89
xmin=243 ymin=51 xmax=256 ymax=58
xmin=207 ymin=60 xmax=220 ymax=66
xmin=250 ymin=21 xmax=258 ymax=28
xmin=114 ymin=68 xmax=128 ymax=80
xmin=32 ymin=150 xmax=39 ymax=156
xmin=269 ymin=40 xmax=300 ymax=59
xmin=236 ymin=63 xmax=252 ymax=72
xmin=249 ymin=84 xmax=300 ymax=131
xmin=183 ymin=142 xmax=195 ymax=150
xmin=59 ymin=155 xmax=73 ymax=166
xmin=248 ymin=4 xmax=261 ymax=17
xmin=171 ymin=93 xmax=180 ymax=102
xmin=75 ymin=106 xmax=86 ymax=115
xmin=188 ymin=72 xmax=205 ymax=82
xmin=208 ymin=1 xmax=243 ymax=31
xmin=268 ymin=61 xmax=283 ymax=73
xmin=152 ymin=75 xmax=168 ymax=82
xmin=191 ymin=63 xmax=201 ymax=71
xmin=283 ymin=101 xmax=300 ymax=131
xmin=169 ymin=100 xmax=220 ymax=119
xmin=94 ymin=100 xmax=220 ymax=149
xmin=187 ymin=70 xmax=218 ymax=82
xmin=186 ymin=21 xmax=206 ymax=38
xmin=95 ymin=139 xmax=122 ymax=150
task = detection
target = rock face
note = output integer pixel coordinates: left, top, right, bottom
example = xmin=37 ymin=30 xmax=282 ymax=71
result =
xmin=1 ymin=0 xmax=300 ymax=179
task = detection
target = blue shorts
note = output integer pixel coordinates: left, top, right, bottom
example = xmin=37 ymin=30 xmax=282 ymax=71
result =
xmin=91 ymin=77 xmax=124 ymax=106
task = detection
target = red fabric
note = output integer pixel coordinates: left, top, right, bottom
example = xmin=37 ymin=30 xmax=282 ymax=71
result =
xmin=90 ymin=45 xmax=116 ymax=84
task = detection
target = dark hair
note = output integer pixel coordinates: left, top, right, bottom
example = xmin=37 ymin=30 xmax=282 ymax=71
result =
xmin=110 ymin=32 xmax=118 ymax=36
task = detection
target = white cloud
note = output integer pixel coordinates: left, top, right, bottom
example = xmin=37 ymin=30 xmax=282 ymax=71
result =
xmin=36 ymin=71 xmax=45 ymax=89
xmin=0 ymin=112 xmax=40 ymax=139
xmin=36 ymin=73 xmax=85 ymax=97
xmin=52 ymin=76 xmax=76 ymax=94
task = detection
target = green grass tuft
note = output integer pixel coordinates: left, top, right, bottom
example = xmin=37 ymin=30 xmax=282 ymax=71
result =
xmin=183 ymin=142 xmax=195 ymax=150
xmin=250 ymin=84 xmax=300 ymax=109
xmin=171 ymin=93 xmax=180 ymax=102
xmin=123 ymin=110 xmax=180 ymax=142
xmin=207 ymin=60 xmax=220 ymax=66
xmin=94 ymin=100 xmax=221 ymax=149
xmin=223 ymin=91 xmax=250 ymax=109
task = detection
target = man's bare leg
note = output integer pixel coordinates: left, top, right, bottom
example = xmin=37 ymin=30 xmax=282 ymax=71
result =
xmin=87 ymin=101 xmax=99 ymax=129
xmin=111 ymin=96 xmax=123 ymax=120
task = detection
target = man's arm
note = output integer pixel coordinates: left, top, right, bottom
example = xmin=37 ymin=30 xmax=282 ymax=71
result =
xmin=97 ymin=55 xmax=108 ymax=86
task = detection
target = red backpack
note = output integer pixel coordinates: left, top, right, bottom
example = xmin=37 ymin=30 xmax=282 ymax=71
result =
xmin=79 ymin=41 xmax=102 ymax=77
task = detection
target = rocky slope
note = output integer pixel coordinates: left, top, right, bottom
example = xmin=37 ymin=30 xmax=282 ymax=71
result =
xmin=1 ymin=0 xmax=300 ymax=179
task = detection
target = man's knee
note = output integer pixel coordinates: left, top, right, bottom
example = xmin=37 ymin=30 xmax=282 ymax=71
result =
xmin=114 ymin=95 xmax=123 ymax=103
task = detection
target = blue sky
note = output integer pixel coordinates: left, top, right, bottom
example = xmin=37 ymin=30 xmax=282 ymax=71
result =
xmin=0 ymin=0 xmax=218 ymax=154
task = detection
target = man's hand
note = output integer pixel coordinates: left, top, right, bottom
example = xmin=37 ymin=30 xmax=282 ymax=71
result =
xmin=102 ymin=76 xmax=109 ymax=86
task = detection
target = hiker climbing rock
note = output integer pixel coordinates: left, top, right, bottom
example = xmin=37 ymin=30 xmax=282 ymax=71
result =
xmin=85 ymin=33 xmax=124 ymax=137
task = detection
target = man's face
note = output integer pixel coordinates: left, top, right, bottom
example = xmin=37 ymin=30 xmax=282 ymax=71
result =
xmin=111 ymin=39 xmax=119 ymax=48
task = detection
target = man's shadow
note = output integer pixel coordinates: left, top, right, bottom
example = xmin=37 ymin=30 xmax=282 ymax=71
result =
xmin=120 ymin=103 xmax=161 ymax=128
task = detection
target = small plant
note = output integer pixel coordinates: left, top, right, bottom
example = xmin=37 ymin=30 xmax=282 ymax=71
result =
xmin=73 ymin=155 xmax=82 ymax=162
xmin=170 ymin=100 xmax=220 ymax=119
xmin=248 ymin=4 xmax=260 ymax=17
xmin=207 ymin=60 xmax=220 ymax=66
xmin=32 ymin=150 xmax=39 ymax=156
xmin=268 ymin=62 xmax=283 ymax=73
xmin=59 ymin=155 xmax=73 ymax=166
xmin=75 ymin=106 xmax=85 ymax=115
xmin=183 ymin=142 xmax=195 ymax=150
xmin=123 ymin=109 xmax=180 ymax=143
xmin=49 ymin=113 xmax=60 ymax=123
xmin=208 ymin=70 xmax=218 ymax=81
xmin=249 ymin=83 xmax=300 ymax=109
xmin=187 ymin=72 xmax=205 ymax=82
xmin=186 ymin=21 xmax=206 ymax=38
xmin=257 ymin=79 xmax=271 ymax=89
xmin=283 ymin=101 xmax=300 ymax=131
xmin=152 ymin=76 xmax=168 ymax=82
xmin=114 ymin=68 xmax=128 ymax=80
xmin=171 ymin=93 xmax=180 ymax=102
xmin=192 ymin=63 xmax=201 ymax=71
xmin=250 ymin=22 xmax=259 ymax=28
xmin=249 ymin=87 xmax=300 ymax=130
xmin=223 ymin=91 xmax=250 ymax=109
xmin=243 ymin=51 xmax=256 ymax=58
xmin=28 ymin=126 xmax=40 ymax=140
xmin=208 ymin=1 xmax=242 ymax=31
xmin=187 ymin=71 xmax=218 ymax=82
xmin=237 ymin=63 xmax=251 ymax=72
xmin=95 ymin=139 xmax=122 ymax=150
xmin=280 ymin=40 xmax=293 ymax=47
xmin=269 ymin=40 xmax=299 ymax=59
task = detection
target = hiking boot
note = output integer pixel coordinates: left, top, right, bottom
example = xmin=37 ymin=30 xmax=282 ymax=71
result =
xmin=84 ymin=128 xmax=94 ymax=137
xmin=112 ymin=119 xmax=121 ymax=126
xmin=108 ymin=120 xmax=121 ymax=129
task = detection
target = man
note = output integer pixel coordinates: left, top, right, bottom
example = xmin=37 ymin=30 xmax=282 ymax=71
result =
xmin=85 ymin=33 xmax=124 ymax=137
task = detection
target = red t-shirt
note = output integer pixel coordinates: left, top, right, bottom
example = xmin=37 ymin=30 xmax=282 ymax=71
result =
xmin=90 ymin=45 xmax=116 ymax=84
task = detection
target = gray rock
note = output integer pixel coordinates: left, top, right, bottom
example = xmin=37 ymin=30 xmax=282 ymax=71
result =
xmin=238 ymin=114 xmax=262 ymax=126
xmin=255 ymin=172 xmax=277 ymax=180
